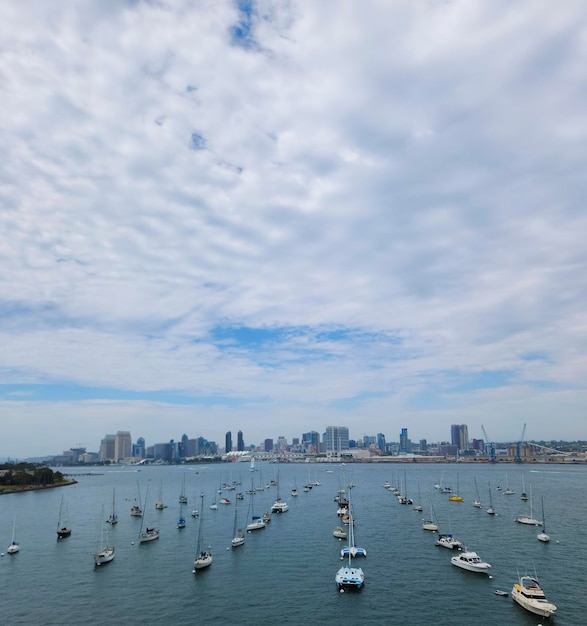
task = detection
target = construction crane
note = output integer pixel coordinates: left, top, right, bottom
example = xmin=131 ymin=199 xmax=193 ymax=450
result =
xmin=515 ymin=423 xmax=527 ymax=463
xmin=481 ymin=425 xmax=496 ymax=462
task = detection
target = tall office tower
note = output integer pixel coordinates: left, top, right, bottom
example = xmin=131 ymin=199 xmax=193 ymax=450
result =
xmin=451 ymin=424 xmax=461 ymax=448
xmin=324 ymin=426 xmax=349 ymax=453
xmin=451 ymin=424 xmax=469 ymax=451
xmin=399 ymin=428 xmax=409 ymax=453
xmin=100 ymin=434 xmax=116 ymax=462
xmin=225 ymin=431 xmax=233 ymax=454
xmin=114 ymin=431 xmax=132 ymax=462
xmin=419 ymin=439 xmax=428 ymax=452
xmin=377 ymin=433 xmax=386 ymax=453
xmin=264 ymin=438 xmax=274 ymax=452
xmin=136 ymin=437 xmax=146 ymax=458
xmin=277 ymin=435 xmax=287 ymax=450
xmin=302 ymin=431 xmax=320 ymax=446
xmin=237 ymin=430 xmax=244 ymax=452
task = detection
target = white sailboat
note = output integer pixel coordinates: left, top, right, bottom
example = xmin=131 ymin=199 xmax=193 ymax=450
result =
xmin=106 ymin=487 xmax=118 ymax=525
xmin=231 ymin=498 xmax=245 ymax=548
xmin=177 ymin=500 xmax=186 ymax=529
xmin=422 ymin=502 xmax=438 ymax=531
xmin=94 ymin=510 xmax=115 ymax=566
xmin=250 ymin=456 xmax=255 ymax=472
xmin=537 ymin=497 xmax=550 ymax=542
xmin=7 ymin=517 xmax=19 ymax=554
xmin=138 ymin=485 xmax=159 ymax=543
xmin=193 ymin=494 xmax=212 ymax=571
xmin=472 ymin=477 xmax=482 ymax=508
xmin=271 ymin=467 xmax=288 ymax=513
xmin=514 ymin=487 xmax=542 ymax=526
xmin=246 ymin=480 xmax=266 ymax=531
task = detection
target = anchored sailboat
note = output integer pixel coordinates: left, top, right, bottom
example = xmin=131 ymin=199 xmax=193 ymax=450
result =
xmin=138 ymin=485 xmax=159 ymax=543
xmin=7 ymin=517 xmax=20 ymax=554
xmin=231 ymin=498 xmax=245 ymax=548
xmin=57 ymin=496 xmax=72 ymax=539
xmin=193 ymin=494 xmax=212 ymax=571
xmin=94 ymin=509 xmax=115 ymax=566
xmin=106 ymin=488 xmax=118 ymax=525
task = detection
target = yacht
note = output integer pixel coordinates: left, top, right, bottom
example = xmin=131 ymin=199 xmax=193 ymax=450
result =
xmin=138 ymin=527 xmax=159 ymax=543
xmin=450 ymin=551 xmax=492 ymax=574
xmin=333 ymin=527 xmax=347 ymax=540
xmin=514 ymin=514 xmax=542 ymax=526
xmin=94 ymin=545 xmax=115 ymax=566
xmin=435 ymin=533 xmax=463 ymax=550
xmin=511 ymin=575 xmax=557 ymax=618
xmin=246 ymin=516 xmax=266 ymax=532
xmin=271 ymin=499 xmax=289 ymax=513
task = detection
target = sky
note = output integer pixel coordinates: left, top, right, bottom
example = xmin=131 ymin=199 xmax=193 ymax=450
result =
xmin=1 ymin=0 xmax=586 ymax=458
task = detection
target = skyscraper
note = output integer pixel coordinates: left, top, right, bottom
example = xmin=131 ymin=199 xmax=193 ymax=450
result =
xmin=100 ymin=434 xmax=116 ymax=462
xmin=399 ymin=428 xmax=410 ymax=453
xmin=324 ymin=426 xmax=349 ymax=453
xmin=225 ymin=431 xmax=232 ymax=454
xmin=237 ymin=430 xmax=244 ymax=452
xmin=114 ymin=431 xmax=132 ymax=462
xmin=451 ymin=424 xmax=469 ymax=451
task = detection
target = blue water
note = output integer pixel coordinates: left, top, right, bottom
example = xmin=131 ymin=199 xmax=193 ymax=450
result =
xmin=0 ymin=462 xmax=583 ymax=625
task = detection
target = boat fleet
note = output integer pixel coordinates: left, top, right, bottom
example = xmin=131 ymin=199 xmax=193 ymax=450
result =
xmin=384 ymin=473 xmax=557 ymax=619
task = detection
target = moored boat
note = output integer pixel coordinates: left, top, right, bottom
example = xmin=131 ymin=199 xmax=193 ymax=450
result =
xmin=450 ymin=551 xmax=492 ymax=574
xmin=511 ymin=575 xmax=556 ymax=618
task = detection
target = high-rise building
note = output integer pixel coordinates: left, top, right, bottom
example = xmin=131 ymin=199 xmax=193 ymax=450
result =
xmin=100 ymin=434 xmax=116 ymax=462
xmin=399 ymin=428 xmax=411 ymax=453
xmin=264 ymin=438 xmax=273 ymax=452
xmin=451 ymin=424 xmax=469 ymax=451
xmin=324 ymin=426 xmax=349 ymax=453
xmin=132 ymin=437 xmax=145 ymax=459
xmin=114 ymin=431 xmax=132 ymax=462
xmin=237 ymin=430 xmax=244 ymax=452
xmin=277 ymin=436 xmax=287 ymax=450
xmin=377 ymin=433 xmax=386 ymax=453
xmin=225 ymin=431 xmax=232 ymax=454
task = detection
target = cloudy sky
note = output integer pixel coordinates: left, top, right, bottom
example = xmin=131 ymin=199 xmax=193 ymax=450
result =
xmin=1 ymin=0 xmax=586 ymax=458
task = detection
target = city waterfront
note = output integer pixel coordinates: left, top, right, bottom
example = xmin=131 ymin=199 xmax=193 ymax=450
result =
xmin=1 ymin=462 xmax=584 ymax=625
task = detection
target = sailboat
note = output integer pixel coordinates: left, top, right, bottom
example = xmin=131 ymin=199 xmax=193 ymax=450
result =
xmin=422 ymin=502 xmax=439 ymax=531
xmin=131 ymin=482 xmax=143 ymax=517
xmin=231 ymin=497 xmax=245 ymax=548
xmin=520 ymin=474 xmax=528 ymax=501
xmin=246 ymin=479 xmax=266 ymax=531
xmin=504 ymin=473 xmax=514 ymax=495
xmin=515 ymin=486 xmax=542 ymax=525
xmin=413 ymin=482 xmax=423 ymax=512
xmin=94 ymin=510 xmax=115 ymax=566
xmin=106 ymin=487 xmax=118 ymax=525
xmin=291 ymin=475 xmax=298 ymax=497
xmin=340 ymin=503 xmax=366 ymax=558
xmin=177 ymin=500 xmax=186 ymax=529
xmin=57 ymin=496 xmax=72 ymax=539
xmin=472 ymin=477 xmax=482 ymax=508
xmin=487 ymin=482 xmax=496 ymax=515
xmin=155 ymin=480 xmax=165 ymax=510
xmin=179 ymin=473 xmax=188 ymax=504
xmin=7 ymin=517 xmax=20 ymax=554
xmin=250 ymin=456 xmax=255 ymax=472
xmin=271 ymin=466 xmax=289 ymax=513
xmin=138 ymin=485 xmax=159 ymax=543
xmin=448 ymin=474 xmax=464 ymax=502
xmin=193 ymin=494 xmax=212 ymax=571
xmin=537 ymin=497 xmax=550 ymax=542
xmin=335 ymin=510 xmax=365 ymax=591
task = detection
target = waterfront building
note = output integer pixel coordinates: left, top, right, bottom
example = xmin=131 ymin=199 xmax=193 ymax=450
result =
xmin=99 ymin=434 xmax=116 ymax=462
xmin=264 ymin=438 xmax=273 ymax=452
xmin=399 ymin=428 xmax=411 ymax=453
xmin=451 ymin=424 xmax=470 ymax=451
xmin=237 ymin=430 xmax=244 ymax=452
xmin=225 ymin=431 xmax=232 ymax=454
xmin=114 ymin=431 xmax=132 ymax=462
xmin=324 ymin=426 xmax=349 ymax=455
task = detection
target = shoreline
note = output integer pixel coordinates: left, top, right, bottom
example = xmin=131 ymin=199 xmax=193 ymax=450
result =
xmin=0 ymin=478 xmax=78 ymax=495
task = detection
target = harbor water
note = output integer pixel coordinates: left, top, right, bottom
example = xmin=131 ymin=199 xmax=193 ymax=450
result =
xmin=0 ymin=462 xmax=584 ymax=625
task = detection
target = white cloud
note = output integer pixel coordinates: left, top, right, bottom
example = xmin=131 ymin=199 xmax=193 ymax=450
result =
xmin=1 ymin=0 xmax=586 ymax=456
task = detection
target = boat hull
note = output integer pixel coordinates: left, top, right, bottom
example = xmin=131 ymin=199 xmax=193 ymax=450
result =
xmin=512 ymin=587 xmax=556 ymax=618
xmin=94 ymin=547 xmax=115 ymax=565
xmin=335 ymin=566 xmax=364 ymax=591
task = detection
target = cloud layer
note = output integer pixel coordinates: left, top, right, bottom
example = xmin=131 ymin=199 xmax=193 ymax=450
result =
xmin=1 ymin=0 xmax=586 ymax=456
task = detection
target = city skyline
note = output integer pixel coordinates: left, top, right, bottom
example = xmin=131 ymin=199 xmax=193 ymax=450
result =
xmin=2 ymin=2 xmax=587 ymax=458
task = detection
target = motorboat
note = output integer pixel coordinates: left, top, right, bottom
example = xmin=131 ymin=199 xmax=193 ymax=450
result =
xmin=511 ymin=575 xmax=556 ymax=618
xmin=219 ymin=498 xmax=231 ymax=505
xmin=246 ymin=515 xmax=266 ymax=531
xmin=494 ymin=589 xmax=508 ymax=596
xmin=333 ymin=527 xmax=347 ymax=540
xmin=435 ymin=533 xmax=463 ymax=550
xmin=450 ymin=551 xmax=492 ymax=574
xmin=271 ymin=499 xmax=289 ymax=513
